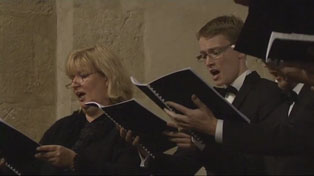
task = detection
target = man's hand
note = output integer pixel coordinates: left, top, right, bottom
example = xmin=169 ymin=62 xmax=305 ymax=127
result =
xmin=35 ymin=145 xmax=77 ymax=168
xmin=164 ymin=95 xmax=218 ymax=136
xmin=0 ymin=158 xmax=5 ymax=167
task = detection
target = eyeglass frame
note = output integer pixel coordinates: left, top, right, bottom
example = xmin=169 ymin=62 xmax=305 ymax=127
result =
xmin=65 ymin=72 xmax=99 ymax=89
xmin=265 ymin=58 xmax=285 ymax=68
xmin=196 ymin=43 xmax=235 ymax=62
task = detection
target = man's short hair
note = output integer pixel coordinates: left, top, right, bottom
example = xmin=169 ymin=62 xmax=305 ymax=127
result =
xmin=197 ymin=15 xmax=244 ymax=44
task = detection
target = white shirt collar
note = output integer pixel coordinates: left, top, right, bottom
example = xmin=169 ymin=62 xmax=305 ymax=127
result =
xmin=229 ymin=70 xmax=252 ymax=91
xmin=292 ymin=83 xmax=304 ymax=95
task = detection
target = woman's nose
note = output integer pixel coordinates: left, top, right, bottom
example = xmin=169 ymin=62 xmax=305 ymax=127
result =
xmin=71 ymin=76 xmax=82 ymax=87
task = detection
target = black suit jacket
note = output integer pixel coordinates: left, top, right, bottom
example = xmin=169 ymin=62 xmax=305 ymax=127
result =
xmin=223 ymin=85 xmax=314 ymax=174
xmin=223 ymin=85 xmax=314 ymax=154
xmin=202 ymin=71 xmax=282 ymax=175
xmin=149 ymin=71 xmax=282 ymax=175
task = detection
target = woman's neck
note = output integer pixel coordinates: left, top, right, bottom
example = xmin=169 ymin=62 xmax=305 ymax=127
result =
xmin=84 ymin=107 xmax=104 ymax=122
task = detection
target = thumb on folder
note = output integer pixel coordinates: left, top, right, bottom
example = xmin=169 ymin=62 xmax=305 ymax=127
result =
xmin=164 ymin=95 xmax=218 ymax=136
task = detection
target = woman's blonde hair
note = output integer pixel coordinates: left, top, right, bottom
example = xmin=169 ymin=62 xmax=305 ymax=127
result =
xmin=66 ymin=45 xmax=133 ymax=104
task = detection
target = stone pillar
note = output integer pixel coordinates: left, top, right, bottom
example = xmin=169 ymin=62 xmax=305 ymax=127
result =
xmin=0 ymin=0 xmax=57 ymax=141
xmin=56 ymin=0 xmax=73 ymax=119
xmin=69 ymin=0 xmax=145 ymax=112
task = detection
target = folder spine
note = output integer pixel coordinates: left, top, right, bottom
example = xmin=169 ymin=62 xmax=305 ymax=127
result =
xmin=148 ymin=83 xmax=204 ymax=144
xmin=147 ymin=85 xmax=174 ymax=112
xmin=5 ymin=162 xmax=21 ymax=176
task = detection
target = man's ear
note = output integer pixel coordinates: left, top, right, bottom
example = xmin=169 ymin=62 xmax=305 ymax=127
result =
xmin=238 ymin=52 xmax=246 ymax=60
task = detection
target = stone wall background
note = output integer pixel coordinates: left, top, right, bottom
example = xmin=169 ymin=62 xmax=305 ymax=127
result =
xmin=0 ymin=1 xmax=273 ymax=174
xmin=0 ymin=0 xmax=56 ymax=140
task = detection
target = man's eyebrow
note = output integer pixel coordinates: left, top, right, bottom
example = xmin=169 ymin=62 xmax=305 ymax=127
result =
xmin=206 ymin=46 xmax=224 ymax=51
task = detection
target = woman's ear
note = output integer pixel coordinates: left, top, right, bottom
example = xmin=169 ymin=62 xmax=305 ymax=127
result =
xmin=105 ymin=77 xmax=109 ymax=87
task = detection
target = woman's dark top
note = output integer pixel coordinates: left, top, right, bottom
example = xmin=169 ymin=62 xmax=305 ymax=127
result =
xmin=39 ymin=110 xmax=142 ymax=175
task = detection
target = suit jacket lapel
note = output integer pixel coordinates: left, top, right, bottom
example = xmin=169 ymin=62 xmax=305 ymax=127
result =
xmin=288 ymin=85 xmax=310 ymax=121
xmin=232 ymin=71 xmax=260 ymax=108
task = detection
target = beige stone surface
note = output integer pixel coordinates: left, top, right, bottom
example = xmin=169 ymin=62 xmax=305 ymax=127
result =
xmin=0 ymin=1 xmax=274 ymax=174
xmin=56 ymin=0 xmax=74 ymax=120
xmin=69 ymin=0 xmax=146 ymax=112
xmin=0 ymin=0 xmax=56 ymax=141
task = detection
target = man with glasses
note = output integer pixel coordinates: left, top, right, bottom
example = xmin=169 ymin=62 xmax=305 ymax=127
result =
xmin=121 ymin=15 xmax=282 ymax=175
xmin=166 ymin=14 xmax=282 ymax=175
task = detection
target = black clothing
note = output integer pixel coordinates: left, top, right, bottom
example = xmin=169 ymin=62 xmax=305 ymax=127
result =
xmin=224 ymin=85 xmax=314 ymax=175
xmin=40 ymin=111 xmax=143 ymax=175
xmin=219 ymin=85 xmax=239 ymax=96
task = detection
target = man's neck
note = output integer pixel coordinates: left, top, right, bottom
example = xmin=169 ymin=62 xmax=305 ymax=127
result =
xmin=228 ymin=69 xmax=250 ymax=91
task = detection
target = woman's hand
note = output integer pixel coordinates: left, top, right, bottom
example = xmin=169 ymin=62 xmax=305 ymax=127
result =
xmin=119 ymin=127 xmax=140 ymax=146
xmin=35 ymin=145 xmax=77 ymax=168
xmin=118 ymin=127 xmax=149 ymax=158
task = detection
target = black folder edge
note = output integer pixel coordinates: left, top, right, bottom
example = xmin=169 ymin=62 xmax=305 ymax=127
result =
xmin=266 ymin=31 xmax=314 ymax=62
xmin=130 ymin=67 xmax=250 ymax=124
xmin=0 ymin=118 xmax=41 ymax=175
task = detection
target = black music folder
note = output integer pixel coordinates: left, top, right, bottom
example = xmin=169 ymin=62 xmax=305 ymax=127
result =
xmin=266 ymin=32 xmax=314 ymax=62
xmin=0 ymin=119 xmax=44 ymax=175
xmin=235 ymin=0 xmax=314 ymax=59
xmin=130 ymin=68 xmax=250 ymax=142
xmin=86 ymin=99 xmax=176 ymax=158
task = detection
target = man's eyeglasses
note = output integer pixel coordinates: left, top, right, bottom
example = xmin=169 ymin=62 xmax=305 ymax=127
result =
xmin=65 ymin=72 xmax=98 ymax=89
xmin=265 ymin=58 xmax=284 ymax=68
xmin=196 ymin=44 xmax=235 ymax=62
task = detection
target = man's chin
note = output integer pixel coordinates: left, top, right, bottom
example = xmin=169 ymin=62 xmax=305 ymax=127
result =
xmin=278 ymin=85 xmax=288 ymax=91
xmin=277 ymin=81 xmax=293 ymax=91
xmin=305 ymin=72 xmax=314 ymax=86
xmin=213 ymin=80 xmax=225 ymax=87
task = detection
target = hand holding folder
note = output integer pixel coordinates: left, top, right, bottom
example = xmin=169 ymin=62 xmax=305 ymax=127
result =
xmin=131 ymin=68 xmax=249 ymax=143
xmin=164 ymin=94 xmax=218 ymax=136
xmin=85 ymin=99 xmax=177 ymax=158
xmin=0 ymin=156 xmax=5 ymax=171
xmin=0 ymin=118 xmax=50 ymax=175
xmin=118 ymin=127 xmax=151 ymax=159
